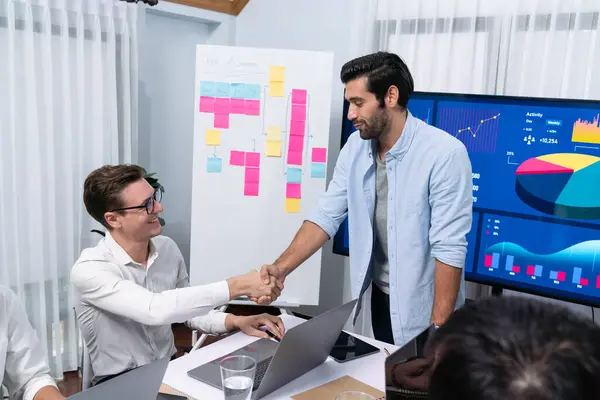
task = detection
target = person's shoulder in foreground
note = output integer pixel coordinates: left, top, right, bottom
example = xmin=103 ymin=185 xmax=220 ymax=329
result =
xmin=429 ymin=295 xmax=600 ymax=400
xmin=0 ymin=285 xmax=64 ymax=400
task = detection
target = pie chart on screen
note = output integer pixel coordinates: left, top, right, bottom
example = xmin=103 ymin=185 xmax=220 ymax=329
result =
xmin=515 ymin=153 xmax=600 ymax=219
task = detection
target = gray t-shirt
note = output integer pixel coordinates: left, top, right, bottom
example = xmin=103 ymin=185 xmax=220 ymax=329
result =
xmin=373 ymin=152 xmax=390 ymax=294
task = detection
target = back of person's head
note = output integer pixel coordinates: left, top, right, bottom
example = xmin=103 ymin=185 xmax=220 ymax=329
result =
xmin=83 ymin=164 xmax=146 ymax=230
xmin=340 ymin=51 xmax=414 ymax=109
xmin=429 ymin=295 xmax=600 ymax=400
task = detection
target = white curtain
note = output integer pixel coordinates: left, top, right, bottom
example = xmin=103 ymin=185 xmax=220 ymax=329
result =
xmin=347 ymin=0 xmax=600 ymax=339
xmin=0 ymin=0 xmax=139 ymax=378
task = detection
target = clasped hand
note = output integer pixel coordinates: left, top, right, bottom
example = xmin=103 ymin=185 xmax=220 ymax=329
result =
xmin=248 ymin=264 xmax=287 ymax=305
xmin=243 ymin=268 xmax=284 ymax=305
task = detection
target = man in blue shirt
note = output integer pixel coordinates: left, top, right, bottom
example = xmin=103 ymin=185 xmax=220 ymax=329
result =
xmin=254 ymin=52 xmax=473 ymax=346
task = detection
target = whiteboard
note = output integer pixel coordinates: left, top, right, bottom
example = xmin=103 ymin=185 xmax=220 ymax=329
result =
xmin=189 ymin=45 xmax=334 ymax=306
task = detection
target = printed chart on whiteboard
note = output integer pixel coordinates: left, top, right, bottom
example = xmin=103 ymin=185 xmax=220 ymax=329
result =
xmin=189 ymin=45 xmax=334 ymax=306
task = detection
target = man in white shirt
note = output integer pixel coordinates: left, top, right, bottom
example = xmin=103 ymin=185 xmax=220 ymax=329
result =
xmin=0 ymin=285 xmax=64 ymax=400
xmin=71 ymin=164 xmax=285 ymax=386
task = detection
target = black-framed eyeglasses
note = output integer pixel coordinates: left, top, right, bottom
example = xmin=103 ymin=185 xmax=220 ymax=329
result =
xmin=110 ymin=189 xmax=163 ymax=214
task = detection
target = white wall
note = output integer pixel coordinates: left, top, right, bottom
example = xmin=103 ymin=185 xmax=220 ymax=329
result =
xmin=235 ymin=0 xmax=356 ymax=316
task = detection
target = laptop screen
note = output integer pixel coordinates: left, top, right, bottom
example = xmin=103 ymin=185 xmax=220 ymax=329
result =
xmin=384 ymin=325 xmax=436 ymax=399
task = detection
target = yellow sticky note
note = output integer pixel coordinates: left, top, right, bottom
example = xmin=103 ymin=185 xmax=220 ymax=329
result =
xmin=285 ymin=198 xmax=301 ymax=213
xmin=266 ymin=126 xmax=282 ymax=141
xmin=269 ymin=82 xmax=284 ymax=97
xmin=266 ymin=141 xmax=281 ymax=157
xmin=270 ymin=66 xmax=285 ymax=82
xmin=205 ymin=129 xmax=220 ymax=146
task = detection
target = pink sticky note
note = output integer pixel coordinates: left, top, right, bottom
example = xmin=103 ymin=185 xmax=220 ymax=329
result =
xmin=290 ymin=120 xmax=306 ymax=136
xmin=245 ymin=167 xmax=260 ymax=183
xmin=291 ymin=104 xmax=306 ymax=121
xmin=289 ymin=135 xmax=304 ymax=153
xmin=312 ymin=147 xmax=327 ymax=163
xmin=246 ymin=152 xmax=260 ymax=167
xmin=286 ymin=183 xmax=301 ymax=199
xmin=199 ymin=96 xmax=214 ymax=113
xmin=291 ymin=89 xmax=307 ymax=105
xmin=244 ymin=182 xmax=259 ymax=196
xmin=214 ymin=98 xmax=230 ymax=114
xmin=287 ymin=150 xmax=303 ymax=165
xmin=230 ymin=99 xmax=246 ymax=114
xmin=214 ymin=113 xmax=229 ymax=129
xmin=230 ymin=150 xmax=245 ymax=166
xmin=245 ymin=100 xmax=261 ymax=116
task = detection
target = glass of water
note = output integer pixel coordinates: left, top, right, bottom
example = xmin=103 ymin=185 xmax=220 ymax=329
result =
xmin=336 ymin=391 xmax=376 ymax=400
xmin=220 ymin=355 xmax=256 ymax=400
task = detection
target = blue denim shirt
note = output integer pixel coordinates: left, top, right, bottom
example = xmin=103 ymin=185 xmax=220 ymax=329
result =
xmin=308 ymin=112 xmax=473 ymax=346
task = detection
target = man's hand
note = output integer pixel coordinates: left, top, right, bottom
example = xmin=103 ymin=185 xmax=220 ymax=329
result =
xmin=248 ymin=264 xmax=288 ymax=304
xmin=225 ymin=313 xmax=285 ymax=340
xmin=227 ymin=270 xmax=284 ymax=305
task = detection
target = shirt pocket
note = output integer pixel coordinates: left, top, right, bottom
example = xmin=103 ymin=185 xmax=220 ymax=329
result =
xmin=401 ymin=196 xmax=430 ymax=245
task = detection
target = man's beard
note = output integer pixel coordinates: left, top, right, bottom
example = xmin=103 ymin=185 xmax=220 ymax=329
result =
xmin=358 ymin=107 xmax=389 ymax=140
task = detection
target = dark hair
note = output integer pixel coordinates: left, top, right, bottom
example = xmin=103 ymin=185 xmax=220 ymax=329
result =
xmin=83 ymin=164 xmax=146 ymax=230
xmin=428 ymin=296 xmax=600 ymax=400
xmin=340 ymin=51 xmax=414 ymax=108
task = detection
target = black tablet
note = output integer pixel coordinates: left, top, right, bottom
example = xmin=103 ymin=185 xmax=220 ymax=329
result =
xmin=329 ymin=331 xmax=381 ymax=362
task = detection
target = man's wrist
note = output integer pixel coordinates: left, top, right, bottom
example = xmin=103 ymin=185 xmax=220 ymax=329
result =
xmin=226 ymin=277 xmax=248 ymax=300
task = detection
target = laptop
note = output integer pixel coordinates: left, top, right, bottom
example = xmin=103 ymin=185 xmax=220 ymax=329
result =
xmin=68 ymin=356 xmax=170 ymax=399
xmin=188 ymin=299 xmax=358 ymax=399
xmin=385 ymin=325 xmax=436 ymax=399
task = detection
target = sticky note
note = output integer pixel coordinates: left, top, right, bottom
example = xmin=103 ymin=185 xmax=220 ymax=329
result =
xmin=245 ymin=167 xmax=260 ymax=183
xmin=269 ymin=82 xmax=284 ymax=97
xmin=245 ymin=100 xmax=261 ymax=116
xmin=289 ymin=135 xmax=304 ymax=153
xmin=231 ymin=83 xmax=247 ymax=99
xmin=266 ymin=141 xmax=281 ymax=157
xmin=230 ymin=150 xmax=245 ymax=166
xmin=286 ymin=167 xmax=302 ymax=183
xmin=288 ymin=150 xmax=303 ymax=166
xmin=214 ymin=98 xmax=230 ymax=114
xmin=230 ymin=99 xmax=246 ymax=114
xmin=312 ymin=147 xmax=327 ymax=163
xmin=199 ymin=96 xmax=214 ymax=113
xmin=291 ymin=104 xmax=307 ymax=121
xmin=205 ymin=129 xmax=220 ymax=146
xmin=216 ymin=82 xmax=231 ymax=98
xmin=244 ymin=183 xmax=259 ymax=197
xmin=246 ymin=84 xmax=261 ymax=100
xmin=214 ymin=113 xmax=229 ymax=129
xmin=311 ymin=162 xmax=326 ymax=178
xmin=291 ymin=89 xmax=307 ymax=105
xmin=290 ymin=120 xmax=305 ymax=136
xmin=270 ymin=66 xmax=285 ymax=82
xmin=207 ymin=157 xmax=222 ymax=173
xmin=285 ymin=198 xmax=300 ymax=213
xmin=266 ymin=126 xmax=282 ymax=141
xmin=200 ymin=81 xmax=217 ymax=97
xmin=246 ymin=152 xmax=260 ymax=167
xmin=286 ymin=183 xmax=301 ymax=199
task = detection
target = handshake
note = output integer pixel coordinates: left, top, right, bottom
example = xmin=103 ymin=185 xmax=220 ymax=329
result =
xmin=227 ymin=264 xmax=287 ymax=305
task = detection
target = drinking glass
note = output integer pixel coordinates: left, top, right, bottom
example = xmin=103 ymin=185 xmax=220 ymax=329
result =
xmin=220 ymin=355 xmax=256 ymax=400
xmin=335 ymin=391 xmax=376 ymax=400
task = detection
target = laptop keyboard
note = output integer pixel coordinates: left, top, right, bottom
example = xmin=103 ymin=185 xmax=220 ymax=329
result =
xmin=253 ymin=356 xmax=273 ymax=389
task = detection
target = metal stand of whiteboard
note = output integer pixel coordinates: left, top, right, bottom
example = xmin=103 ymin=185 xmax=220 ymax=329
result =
xmin=190 ymin=301 xmax=299 ymax=352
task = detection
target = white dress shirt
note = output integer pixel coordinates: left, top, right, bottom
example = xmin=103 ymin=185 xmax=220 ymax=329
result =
xmin=0 ymin=285 xmax=58 ymax=400
xmin=71 ymin=232 xmax=231 ymax=384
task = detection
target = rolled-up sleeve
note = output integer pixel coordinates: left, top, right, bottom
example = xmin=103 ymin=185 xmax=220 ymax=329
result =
xmin=428 ymin=147 xmax=473 ymax=268
xmin=306 ymin=142 xmax=351 ymax=238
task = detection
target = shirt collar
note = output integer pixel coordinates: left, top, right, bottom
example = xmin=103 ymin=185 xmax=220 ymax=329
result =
xmin=104 ymin=231 xmax=159 ymax=267
xmin=369 ymin=110 xmax=417 ymax=160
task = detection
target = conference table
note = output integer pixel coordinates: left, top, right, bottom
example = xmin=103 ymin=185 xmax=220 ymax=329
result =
xmin=160 ymin=313 xmax=399 ymax=399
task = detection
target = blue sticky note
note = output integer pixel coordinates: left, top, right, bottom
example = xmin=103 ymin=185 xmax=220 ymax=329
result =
xmin=200 ymin=81 xmax=217 ymax=97
xmin=216 ymin=82 xmax=231 ymax=98
xmin=231 ymin=83 xmax=247 ymax=99
xmin=207 ymin=157 xmax=222 ymax=173
xmin=246 ymin=84 xmax=261 ymax=100
xmin=311 ymin=163 xmax=326 ymax=179
xmin=287 ymin=167 xmax=302 ymax=183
